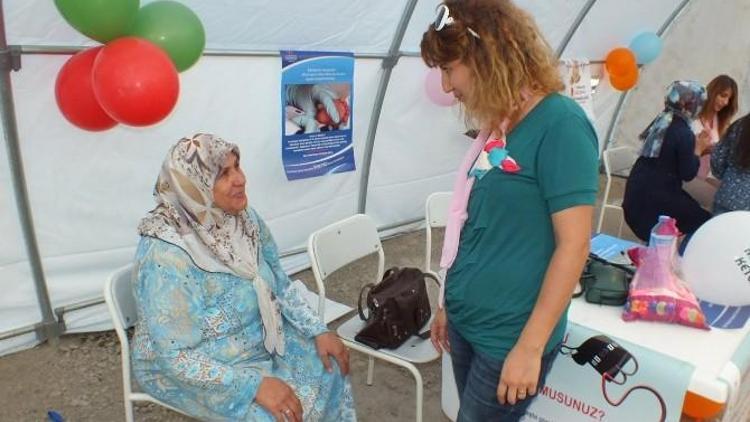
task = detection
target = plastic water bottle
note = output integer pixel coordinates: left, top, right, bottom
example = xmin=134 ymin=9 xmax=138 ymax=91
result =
xmin=642 ymin=215 xmax=680 ymax=289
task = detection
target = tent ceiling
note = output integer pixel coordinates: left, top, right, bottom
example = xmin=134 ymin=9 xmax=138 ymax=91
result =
xmin=10 ymin=0 xmax=686 ymax=60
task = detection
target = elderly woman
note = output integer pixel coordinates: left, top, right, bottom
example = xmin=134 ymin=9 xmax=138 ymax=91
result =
xmin=131 ymin=134 xmax=356 ymax=421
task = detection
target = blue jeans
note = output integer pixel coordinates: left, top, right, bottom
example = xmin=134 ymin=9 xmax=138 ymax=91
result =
xmin=448 ymin=324 xmax=559 ymax=422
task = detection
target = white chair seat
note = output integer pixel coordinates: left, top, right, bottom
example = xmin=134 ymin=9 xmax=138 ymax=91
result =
xmin=337 ymin=316 xmax=439 ymax=364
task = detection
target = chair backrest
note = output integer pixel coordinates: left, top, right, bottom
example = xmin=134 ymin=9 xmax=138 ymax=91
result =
xmin=425 ymin=192 xmax=452 ymax=271
xmin=307 ymin=214 xmax=384 ymax=319
xmin=104 ymin=264 xmax=138 ymax=404
xmin=105 ymin=264 xmax=138 ymax=331
xmin=603 ymin=146 xmax=637 ymax=178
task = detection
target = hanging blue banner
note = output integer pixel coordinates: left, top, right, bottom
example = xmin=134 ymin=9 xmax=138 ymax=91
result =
xmin=280 ymin=50 xmax=355 ymax=181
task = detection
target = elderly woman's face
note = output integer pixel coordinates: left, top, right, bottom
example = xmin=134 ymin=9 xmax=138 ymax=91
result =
xmin=213 ymin=152 xmax=247 ymax=215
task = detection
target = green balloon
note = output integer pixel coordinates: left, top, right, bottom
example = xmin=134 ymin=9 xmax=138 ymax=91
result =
xmin=130 ymin=1 xmax=206 ymax=72
xmin=55 ymin=0 xmax=140 ymax=43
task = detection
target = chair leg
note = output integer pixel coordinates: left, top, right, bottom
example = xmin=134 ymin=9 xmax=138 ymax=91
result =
xmin=397 ymin=360 xmax=424 ymax=422
xmin=617 ymin=211 xmax=625 ymax=238
xmin=366 ymin=356 xmax=375 ymax=386
xmin=125 ymin=398 xmax=135 ymax=422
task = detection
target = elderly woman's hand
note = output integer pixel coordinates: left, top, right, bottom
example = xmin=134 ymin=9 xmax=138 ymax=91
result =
xmin=315 ymin=332 xmax=350 ymax=375
xmin=255 ymin=377 xmax=303 ymax=422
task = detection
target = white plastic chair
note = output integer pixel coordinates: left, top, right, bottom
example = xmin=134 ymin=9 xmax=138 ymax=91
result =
xmin=104 ymin=264 xmax=190 ymax=422
xmin=307 ymin=214 xmax=440 ymax=422
xmin=425 ymin=192 xmax=460 ymax=421
xmin=596 ymin=146 xmax=635 ymax=236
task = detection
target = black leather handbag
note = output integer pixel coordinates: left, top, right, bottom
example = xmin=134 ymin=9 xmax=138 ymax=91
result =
xmin=354 ymin=267 xmax=440 ymax=349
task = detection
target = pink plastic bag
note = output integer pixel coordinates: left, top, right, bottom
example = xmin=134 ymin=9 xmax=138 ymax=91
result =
xmin=622 ymin=216 xmax=709 ymax=329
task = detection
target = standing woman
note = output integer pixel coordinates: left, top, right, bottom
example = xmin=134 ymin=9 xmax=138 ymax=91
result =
xmin=421 ymin=1 xmax=599 ymax=420
xmin=683 ymin=74 xmax=738 ymax=208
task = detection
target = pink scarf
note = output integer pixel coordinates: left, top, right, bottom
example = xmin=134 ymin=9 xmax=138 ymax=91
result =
xmin=437 ymin=93 xmax=532 ymax=306
xmin=439 ymin=129 xmax=490 ymax=270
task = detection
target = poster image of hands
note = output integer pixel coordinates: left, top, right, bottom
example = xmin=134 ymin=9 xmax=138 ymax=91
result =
xmin=280 ymin=51 xmax=355 ymax=181
xmin=285 ymin=83 xmax=351 ymax=135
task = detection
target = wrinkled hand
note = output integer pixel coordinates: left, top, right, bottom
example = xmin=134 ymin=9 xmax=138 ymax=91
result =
xmin=497 ymin=344 xmax=542 ymax=406
xmin=255 ymin=377 xmax=302 ymax=422
xmin=430 ymin=308 xmax=450 ymax=353
xmin=315 ymin=332 xmax=350 ymax=375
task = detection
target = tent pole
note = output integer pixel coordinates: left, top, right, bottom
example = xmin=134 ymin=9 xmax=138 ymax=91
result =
xmin=357 ymin=0 xmax=419 ymax=214
xmin=602 ymin=0 xmax=692 ymax=152
xmin=555 ymin=0 xmax=597 ymax=58
xmin=19 ymin=45 xmax=393 ymax=59
xmin=0 ymin=0 xmax=60 ymax=345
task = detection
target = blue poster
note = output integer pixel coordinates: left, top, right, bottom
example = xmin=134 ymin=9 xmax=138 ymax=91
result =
xmin=280 ymin=51 xmax=355 ymax=180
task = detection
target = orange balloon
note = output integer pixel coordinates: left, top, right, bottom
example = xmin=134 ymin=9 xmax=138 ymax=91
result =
xmin=610 ymin=67 xmax=639 ymax=91
xmin=605 ymin=47 xmax=637 ymax=78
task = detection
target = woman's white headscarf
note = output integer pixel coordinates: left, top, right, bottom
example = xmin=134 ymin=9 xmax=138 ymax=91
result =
xmin=138 ymin=133 xmax=284 ymax=355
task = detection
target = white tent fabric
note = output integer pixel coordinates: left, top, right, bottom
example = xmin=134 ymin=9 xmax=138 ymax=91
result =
xmin=610 ymin=0 xmax=750 ymax=162
xmin=1 ymin=0 xmax=706 ymax=355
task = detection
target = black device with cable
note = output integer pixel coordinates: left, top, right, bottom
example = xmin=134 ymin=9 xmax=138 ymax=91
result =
xmin=561 ymin=335 xmax=667 ymax=422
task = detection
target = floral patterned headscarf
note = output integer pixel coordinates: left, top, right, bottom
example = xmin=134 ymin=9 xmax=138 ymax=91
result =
xmin=639 ymin=80 xmax=707 ymax=158
xmin=138 ymin=133 xmax=285 ymax=355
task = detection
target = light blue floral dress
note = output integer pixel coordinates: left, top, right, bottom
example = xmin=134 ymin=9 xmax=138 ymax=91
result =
xmin=131 ymin=211 xmax=356 ymax=421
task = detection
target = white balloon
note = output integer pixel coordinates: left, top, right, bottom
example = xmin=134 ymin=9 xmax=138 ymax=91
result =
xmin=682 ymin=211 xmax=750 ymax=306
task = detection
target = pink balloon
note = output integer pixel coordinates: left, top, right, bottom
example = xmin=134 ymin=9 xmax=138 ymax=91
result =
xmin=424 ymin=68 xmax=457 ymax=107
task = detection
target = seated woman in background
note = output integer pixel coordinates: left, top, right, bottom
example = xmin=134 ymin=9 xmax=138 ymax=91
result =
xmin=711 ymin=114 xmax=750 ymax=214
xmin=131 ymin=133 xmax=355 ymax=421
xmin=683 ymin=74 xmax=738 ymax=209
xmin=623 ymin=81 xmax=712 ymax=242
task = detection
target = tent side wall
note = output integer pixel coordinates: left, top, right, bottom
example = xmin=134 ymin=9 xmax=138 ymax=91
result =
xmin=0 ymin=0 xmax=704 ymax=355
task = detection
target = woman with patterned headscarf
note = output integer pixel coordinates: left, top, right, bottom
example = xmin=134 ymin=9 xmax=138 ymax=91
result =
xmin=131 ymin=134 xmax=356 ymax=421
xmin=623 ymin=81 xmax=713 ymax=242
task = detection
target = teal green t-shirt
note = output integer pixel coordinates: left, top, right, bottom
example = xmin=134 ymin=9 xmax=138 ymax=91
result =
xmin=445 ymin=93 xmax=599 ymax=360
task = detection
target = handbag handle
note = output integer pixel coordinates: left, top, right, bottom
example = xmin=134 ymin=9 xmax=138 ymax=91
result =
xmin=588 ymin=253 xmax=635 ymax=275
xmin=357 ymin=283 xmax=376 ymax=321
xmin=423 ymin=271 xmax=441 ymax=288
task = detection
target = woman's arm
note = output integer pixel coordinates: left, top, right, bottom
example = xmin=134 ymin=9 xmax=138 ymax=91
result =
xmin=497 ymin=206 xmax=592 ymax=404
xmin=252 ymin=212 xmax=349 ymax=375
xmin=517 ymin=205 xmax=591 ymax=352
xmin=675 ymin=125 xmax=703 ymax=181
xmin=252 ymin=210 xmax=328 ymax=338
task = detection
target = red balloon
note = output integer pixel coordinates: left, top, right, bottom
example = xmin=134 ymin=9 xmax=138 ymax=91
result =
xmin=92 ymin=37 xmax=179 ymax=126
xmin=55 ymin=47 xmax=117 ymax=131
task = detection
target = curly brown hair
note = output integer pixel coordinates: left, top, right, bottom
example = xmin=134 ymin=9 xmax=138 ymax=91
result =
xmin=420 ymin=0 xmax=563 ymax=131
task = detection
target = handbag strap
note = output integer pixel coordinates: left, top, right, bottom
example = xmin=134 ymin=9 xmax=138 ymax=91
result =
xmin=422 ymin=271 xmax=441 ymax=288
xmin=357 ymin=283 xmax=376 ymax=321
xmin=588 ymin=253 xmax=635 ymax=275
